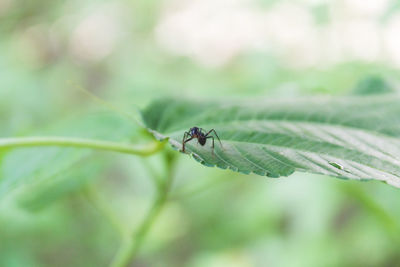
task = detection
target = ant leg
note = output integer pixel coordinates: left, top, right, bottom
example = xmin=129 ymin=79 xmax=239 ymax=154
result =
xmin=182 ymin=132 xmax=188 ymax=150
xmin=183 ymin=137 xmax=194 ymax=152
xmin=206 ymin=136 xmax=215 ymax=155
xmin=205 ymin=129 xmax=223 ymax=148
xmin=182 ymin=132 xmax=191 ymax=152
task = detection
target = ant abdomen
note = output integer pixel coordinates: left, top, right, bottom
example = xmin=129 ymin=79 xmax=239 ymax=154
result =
xmin=198 ymin=137 xmax=206 ymax=146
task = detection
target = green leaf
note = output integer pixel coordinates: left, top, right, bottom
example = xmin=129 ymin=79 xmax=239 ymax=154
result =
xmin=352 ymin=76 xmax=395 ymax=95
xmin=141 ymin=96 xmax=400 ymax=188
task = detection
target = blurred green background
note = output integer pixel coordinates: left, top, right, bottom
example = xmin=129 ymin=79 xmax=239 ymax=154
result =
xmin=2 ymin=0 xmax=400 ymax=266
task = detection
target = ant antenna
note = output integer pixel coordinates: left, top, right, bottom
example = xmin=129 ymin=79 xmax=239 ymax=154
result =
xmin=68 ymin=81 xmax=143 ymax=127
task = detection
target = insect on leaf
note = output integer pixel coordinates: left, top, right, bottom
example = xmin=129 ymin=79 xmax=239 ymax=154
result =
xmin=141 ymin=95 xmax=400 ymax=188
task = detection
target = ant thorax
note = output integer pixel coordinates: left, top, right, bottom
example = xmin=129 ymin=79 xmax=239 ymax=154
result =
xmin=182 ymin=126 xmax=222 ymax=153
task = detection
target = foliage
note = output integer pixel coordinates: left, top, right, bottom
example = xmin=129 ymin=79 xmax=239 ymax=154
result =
xmin=142 ymin=95 xmax=400 ymax=187
xmin=2 ymin=0 xmax=400 ymax=267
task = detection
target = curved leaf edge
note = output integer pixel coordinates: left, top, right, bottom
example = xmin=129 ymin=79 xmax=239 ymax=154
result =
xmin=147 ymin=128 xmax=380 ymax=184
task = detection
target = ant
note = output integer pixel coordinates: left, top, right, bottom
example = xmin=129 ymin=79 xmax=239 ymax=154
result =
xmin=182 ymin=127 xmax=222 ymax=154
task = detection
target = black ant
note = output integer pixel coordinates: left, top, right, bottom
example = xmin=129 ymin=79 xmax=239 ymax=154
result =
xmin=182 ymin=127 xmax=222 ymax=154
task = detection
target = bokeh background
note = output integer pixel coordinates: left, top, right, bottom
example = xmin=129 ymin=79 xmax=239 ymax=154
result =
xmin=1 ymin=0 xmax=400 ymax=266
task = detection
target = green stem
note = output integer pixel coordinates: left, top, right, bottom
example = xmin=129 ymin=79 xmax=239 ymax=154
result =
xmin=0 ymin=137 xmax=166 ymax=156
xmin=111 ymin=194 xmax=167 ymax=267
xmin=110 ymin=152 xmax=176 ymax=267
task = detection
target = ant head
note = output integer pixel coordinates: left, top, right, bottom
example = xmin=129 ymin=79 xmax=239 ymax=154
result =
xmin=190 ymin=127 xmax=199 ymax=135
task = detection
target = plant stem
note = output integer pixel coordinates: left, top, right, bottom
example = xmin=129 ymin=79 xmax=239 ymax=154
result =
xmin=0 ymin=137 xmax=166 ymax=156
xmin=111 ymin=193 xmax=167 ymax=267
xmin=110 ymin=152 xmax=176 ymax=267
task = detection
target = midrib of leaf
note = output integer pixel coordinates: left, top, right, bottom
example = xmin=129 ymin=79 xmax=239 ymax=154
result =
xmin=170 ymin=123 xmax=400 ymax=175
xmin=164 ymin=115 xmax=400 ymax=139
xmin=165 ymin=121 xmax=400 ymax=161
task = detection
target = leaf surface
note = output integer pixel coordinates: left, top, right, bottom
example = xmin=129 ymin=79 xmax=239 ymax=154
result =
xmin=142 ymin=96 xmax=400 ymax=188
